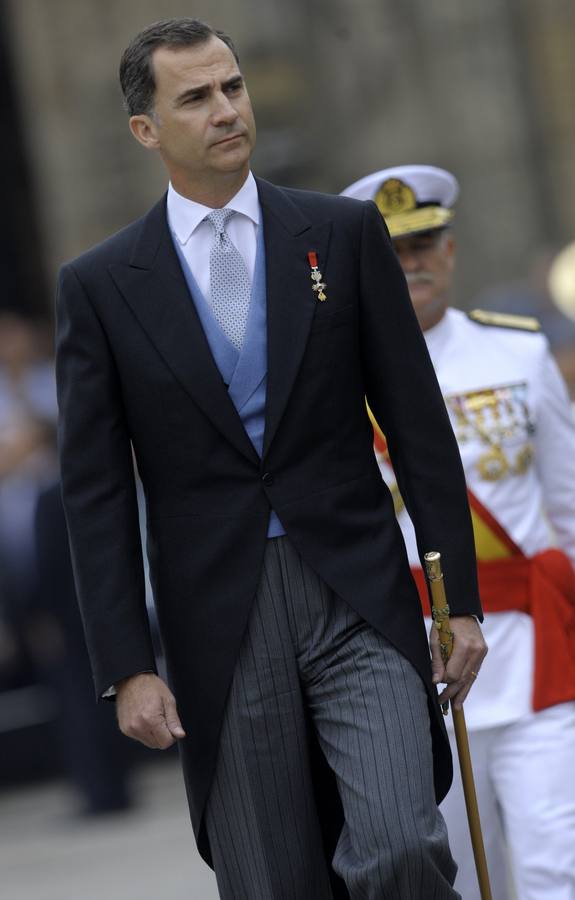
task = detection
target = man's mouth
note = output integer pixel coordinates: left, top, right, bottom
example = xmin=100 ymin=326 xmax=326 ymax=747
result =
xmin=213 ymin=133 xmax=244 ymax=147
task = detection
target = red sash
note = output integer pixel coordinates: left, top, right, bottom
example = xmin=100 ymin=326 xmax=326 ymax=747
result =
xmin=412 ymin=491 xmax=575 ymax=712
xmin=368 ymin=411 xmax=575 ymax=711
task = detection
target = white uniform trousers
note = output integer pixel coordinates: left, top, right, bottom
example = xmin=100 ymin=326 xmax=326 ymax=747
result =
xmin=441 ymin=702 xmax=575 ymax=900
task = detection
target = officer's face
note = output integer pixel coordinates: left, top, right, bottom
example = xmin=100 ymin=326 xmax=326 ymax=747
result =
xmin=393 ymin=229 xmax=455 ymax=331
xmin=128 ymin=37 xmax=256 ymax=198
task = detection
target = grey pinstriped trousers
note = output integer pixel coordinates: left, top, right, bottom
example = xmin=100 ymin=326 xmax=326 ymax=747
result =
xmin=205 ymin=536 xmax=459 ymax=899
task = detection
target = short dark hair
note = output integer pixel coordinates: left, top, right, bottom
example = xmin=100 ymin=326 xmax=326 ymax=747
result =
xmin=119 ymin=18 xmax=239 ymax=116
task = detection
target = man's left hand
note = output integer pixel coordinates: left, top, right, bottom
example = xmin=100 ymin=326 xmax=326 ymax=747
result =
xmin=430 ymin=616 xmax=488 ymax=710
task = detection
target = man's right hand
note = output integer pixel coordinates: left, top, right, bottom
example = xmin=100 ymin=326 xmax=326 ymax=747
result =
xmin=116 ymin=672 xmax=186 ymax=749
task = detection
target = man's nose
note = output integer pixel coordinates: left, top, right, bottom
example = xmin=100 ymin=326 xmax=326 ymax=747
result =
xmin=211 ymin=93 xmax=239 ymax=125
xmin=397 ymin=250 xmax=421 ymax=271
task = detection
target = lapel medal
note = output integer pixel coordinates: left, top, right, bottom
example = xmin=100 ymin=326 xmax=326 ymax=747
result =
xmin=307 ymin=251 xmax=327 ymax=302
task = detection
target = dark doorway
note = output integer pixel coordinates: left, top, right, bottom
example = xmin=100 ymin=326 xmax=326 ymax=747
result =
xmin=0 ymin=6 xmax=47 ymax=317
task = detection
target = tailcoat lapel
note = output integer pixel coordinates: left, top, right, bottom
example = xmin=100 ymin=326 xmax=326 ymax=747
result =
xmin=108 ymin=197 xmax=260 ymax=466
xmin=256 ymin=179 xmax=332 ymax=458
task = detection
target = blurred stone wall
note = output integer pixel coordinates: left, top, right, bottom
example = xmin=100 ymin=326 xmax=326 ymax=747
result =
xmin=4 ymin=0 xmax=575 ymax=305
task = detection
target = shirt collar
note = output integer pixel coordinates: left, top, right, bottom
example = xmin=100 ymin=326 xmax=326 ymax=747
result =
xmin=167 ymin=172 xmax=260 ymax=245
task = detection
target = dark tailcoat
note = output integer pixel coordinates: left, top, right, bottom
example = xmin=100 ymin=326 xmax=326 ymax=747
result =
xmin=56 ymin=178 xmax=481 ymax=873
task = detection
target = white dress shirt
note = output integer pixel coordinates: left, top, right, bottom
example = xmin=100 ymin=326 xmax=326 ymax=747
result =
xmin=166 ymin=172 xmax=260 ymax=300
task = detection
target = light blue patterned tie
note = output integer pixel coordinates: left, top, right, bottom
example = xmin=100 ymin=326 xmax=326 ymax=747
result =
xmin=205 ymin=208 xmax=251 ymax=351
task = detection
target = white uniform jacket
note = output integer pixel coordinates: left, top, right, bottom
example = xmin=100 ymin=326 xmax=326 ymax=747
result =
xmin=377 ymin=307 xmax=575 ymax=730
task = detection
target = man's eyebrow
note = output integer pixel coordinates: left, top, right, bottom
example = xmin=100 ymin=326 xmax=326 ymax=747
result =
xmin=173 ymin=84 xmax=209 ymax=106
xmin=224 ymin=74 xmax=244 ymax=88
xmin=173 ymin=75 xmax=244 ymax=107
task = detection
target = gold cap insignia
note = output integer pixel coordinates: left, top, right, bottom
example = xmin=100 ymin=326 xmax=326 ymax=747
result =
xmin=374 ymin=178 xmax=454 ymax=238
xmin=375 ymin=179 xmax=417 ymax=216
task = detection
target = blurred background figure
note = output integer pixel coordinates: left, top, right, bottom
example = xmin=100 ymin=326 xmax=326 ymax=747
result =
xmin=0 ymin=311 xmax=134 ymax=815
xmin=549 ymin=239 xmax=575 ymax=322
xmin=33 ymin=482 xmax=134 ymax=816
xmin=548 ymin=238 xmax=575 ymax=395
xmin=0 ymin=313 xmax=57 ymax=732
xmin=0 ymin=313 xmax=56 ymax=618
xmin=343 ymin=164 xmax=575 ymax=900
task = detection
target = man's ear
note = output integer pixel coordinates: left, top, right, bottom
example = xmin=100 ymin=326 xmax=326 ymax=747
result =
xmin=129 ymin=114 xmax=160 ymax=150
xmin=444 ymin=233 xmax=456 ymax=273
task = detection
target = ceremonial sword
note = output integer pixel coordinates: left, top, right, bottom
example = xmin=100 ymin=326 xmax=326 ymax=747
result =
xmin=424 ymin=551 xmax=493 ymax=900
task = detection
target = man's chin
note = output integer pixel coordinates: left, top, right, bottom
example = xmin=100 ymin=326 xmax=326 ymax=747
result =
xmin=212 ymin=133 xmax=250 ymax=154
xmin=212 ymin=138 xmax=252 ymax=166
xmin=408 ymin=286 xmax=434 ymax=307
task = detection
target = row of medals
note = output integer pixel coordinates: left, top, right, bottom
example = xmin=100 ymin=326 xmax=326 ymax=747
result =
xmin=445 ymin=382 xmax=535 ymax=482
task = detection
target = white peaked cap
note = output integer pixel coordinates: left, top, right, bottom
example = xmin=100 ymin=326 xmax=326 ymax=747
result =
xmin=341 ymin=165 xmax=459 ymax=238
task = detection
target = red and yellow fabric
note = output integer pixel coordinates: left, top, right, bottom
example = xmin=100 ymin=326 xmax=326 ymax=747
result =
xmin=368 ymin=406 xmax=575 ymax=711
xmin=367 ymin=403 xmax=387 ymax=458
xmin=412 ymin=489 xmax=575 ymax=712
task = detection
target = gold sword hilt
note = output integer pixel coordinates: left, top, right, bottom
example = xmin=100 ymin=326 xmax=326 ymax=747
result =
xmin=424 ymin=551 xmax=453 ymax=715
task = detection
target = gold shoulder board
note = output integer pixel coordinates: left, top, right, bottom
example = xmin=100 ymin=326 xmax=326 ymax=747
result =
xmin=468 ymin=309 xmax=541 ymax=332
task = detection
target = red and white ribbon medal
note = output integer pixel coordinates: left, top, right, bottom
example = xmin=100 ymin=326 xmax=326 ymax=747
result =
xmin=307 ymin=251 xmax=327 ymax=302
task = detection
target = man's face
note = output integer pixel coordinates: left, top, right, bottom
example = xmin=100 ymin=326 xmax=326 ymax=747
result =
xmin=392 ymin=229 xmax=455 ymax=331
xmin=130 ymin=37 xmax=256 ymax=195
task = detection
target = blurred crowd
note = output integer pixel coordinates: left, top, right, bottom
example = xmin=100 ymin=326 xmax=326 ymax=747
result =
xmin=0 ymin=312 xmax=134 ymax=816
xmin=0 ymin=313 xmax=57 ymax=692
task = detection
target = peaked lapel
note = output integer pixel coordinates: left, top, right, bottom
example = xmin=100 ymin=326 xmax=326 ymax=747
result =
xmin=108 ymin=197 xmax=260 ymax=466
xmin=256 ymin=179 xmax=332 ymax=458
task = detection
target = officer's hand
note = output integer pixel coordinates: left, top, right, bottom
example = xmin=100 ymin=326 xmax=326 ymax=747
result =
xmin=116 ymin=672 xmax=186 ymax=749
xmin=430 ymin=616 xmax=487 ymax=710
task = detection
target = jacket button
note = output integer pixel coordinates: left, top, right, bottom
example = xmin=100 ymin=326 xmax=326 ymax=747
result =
xmin=262 ymin=472 xmax=274 ymax=486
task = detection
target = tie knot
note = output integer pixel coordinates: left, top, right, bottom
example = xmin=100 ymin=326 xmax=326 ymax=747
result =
xmin=205 ymin=207 xmax=236 ymax=235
